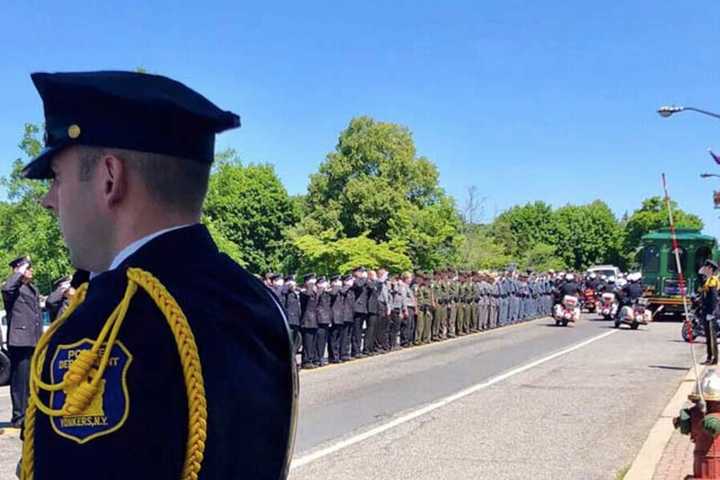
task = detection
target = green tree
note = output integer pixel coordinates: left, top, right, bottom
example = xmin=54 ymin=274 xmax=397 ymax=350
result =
xmin=0 ymin=124 xmax=71 ymax=293
xmin=303 ymin=116 xmax=462 ymax=269
xmin=520 ymin=242 xmax=566 ymax=272
xmin=457 ymin=225 xmax=513 ymax=271
xmin=289 ymin=232 xmax=412 ymax=276
xmin=491 ymin=201 xmax=556 ymax=256
xmin=552 ymin=201 xmax=624 ymax=270
xmin=203 ymin=152 xmax=298 ymax=273
xmin=623 ymin=196 xmax=703 ymax=258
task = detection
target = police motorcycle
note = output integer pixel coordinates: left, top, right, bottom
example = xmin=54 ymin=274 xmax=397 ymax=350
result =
xmin=552 ymin=273 xmax=582 ymax=326
xmin=553 ymin=295 xmax=581 ymax=326
xmin=581 ymin=273 xmax=599 ymax=313
xmin=582 ymin=287 xmax=597 ymax=313
xmin=615 ymin=298 xmax=650 ymax=330
xmin=599 ymin=292 xmax=618 ymax=320
xmin=614 ymin=273 xmax=649 ymax=330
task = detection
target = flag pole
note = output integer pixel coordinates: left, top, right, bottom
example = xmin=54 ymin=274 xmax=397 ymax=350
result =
xmin=661 ymin=173 xmax=705 ymax=410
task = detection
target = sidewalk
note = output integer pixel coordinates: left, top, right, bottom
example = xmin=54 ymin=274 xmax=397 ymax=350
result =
xmin=651 ymin=428 xmax=693 ymax=480
xmin=626 ymin=367 xmax=700 ymax=480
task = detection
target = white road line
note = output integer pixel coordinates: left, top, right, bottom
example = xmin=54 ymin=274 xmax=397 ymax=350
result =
xmin=291 ymin=329 xmax=618 ymax=470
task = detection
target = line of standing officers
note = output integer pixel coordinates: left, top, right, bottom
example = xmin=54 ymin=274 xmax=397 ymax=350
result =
xmin=266 ymin=267 xmax=556 ymax=369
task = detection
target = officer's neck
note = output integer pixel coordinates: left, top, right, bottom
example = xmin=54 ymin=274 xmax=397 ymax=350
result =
xmin=100 ymin=207 xmax=200 ymax=273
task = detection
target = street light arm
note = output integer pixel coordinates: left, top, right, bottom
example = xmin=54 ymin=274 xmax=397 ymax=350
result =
xmin=683 ymin=107 xmax=720 ymax=120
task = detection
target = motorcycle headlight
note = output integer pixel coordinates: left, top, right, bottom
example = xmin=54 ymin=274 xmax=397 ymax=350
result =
xmin=638 ymin=298 xmax=649 ymax=306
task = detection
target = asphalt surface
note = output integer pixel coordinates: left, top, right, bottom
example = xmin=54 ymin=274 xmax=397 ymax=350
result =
xmin=291 ymin=315 xmax=699 ymax=480
xmin=0 ymin=315 xmax=698 ymax=479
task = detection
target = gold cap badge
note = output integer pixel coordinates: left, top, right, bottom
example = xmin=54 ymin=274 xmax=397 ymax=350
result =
xmin=68 ymin=124 xmax=81 ymax=139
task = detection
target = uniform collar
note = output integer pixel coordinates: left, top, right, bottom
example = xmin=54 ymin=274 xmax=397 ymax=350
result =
xmin=90 ymin=224 xmax=195 ymax=279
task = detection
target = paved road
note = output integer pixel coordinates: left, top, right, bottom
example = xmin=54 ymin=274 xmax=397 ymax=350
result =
xmin=0 ymin=386 xmax=18 ymax=480
xmin=0 ymin=315 xmax=698 ymax=480
xmin=291 ymin=315 xmax=699 ymax=480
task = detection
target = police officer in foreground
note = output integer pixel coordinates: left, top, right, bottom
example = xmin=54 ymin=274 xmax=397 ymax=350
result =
xmin=2 ymin=256 xmax=42 ymax=429
xmin=701 ymin=260 xmax=720 ymax=365
xmin=20 ymin=71 xmax=296 ymax=479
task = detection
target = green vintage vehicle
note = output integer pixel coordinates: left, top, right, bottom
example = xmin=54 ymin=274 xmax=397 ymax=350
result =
xmin=639 ymin=227 xmax=718 ymax=316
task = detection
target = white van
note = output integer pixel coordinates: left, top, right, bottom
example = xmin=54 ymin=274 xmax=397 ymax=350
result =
xmin=587 ymin=265 xmax=621 ymax=279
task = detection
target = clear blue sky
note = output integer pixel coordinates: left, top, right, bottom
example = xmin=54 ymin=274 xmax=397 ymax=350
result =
xmin=2 ymin=1 xmax=719 ymax=235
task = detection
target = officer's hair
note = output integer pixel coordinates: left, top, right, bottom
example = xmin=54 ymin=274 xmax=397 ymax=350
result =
xmin=77 ymin=146 xmax=210 ymax=213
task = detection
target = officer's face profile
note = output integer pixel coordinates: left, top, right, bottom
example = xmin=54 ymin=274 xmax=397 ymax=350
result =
xmin=42 ymin=146 xmax=118 ymax=272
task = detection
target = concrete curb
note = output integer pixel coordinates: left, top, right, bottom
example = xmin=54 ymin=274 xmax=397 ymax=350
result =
xmin=624 ymin=367 xmax=701 ymax=480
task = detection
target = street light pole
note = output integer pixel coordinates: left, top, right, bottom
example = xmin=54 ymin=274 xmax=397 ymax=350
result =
xmin=658 ymin=105 xmax=720 ymax=120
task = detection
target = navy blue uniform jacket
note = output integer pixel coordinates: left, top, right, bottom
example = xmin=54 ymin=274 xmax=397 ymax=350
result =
xmin=33 ymin=225 xmax=295 ymax=479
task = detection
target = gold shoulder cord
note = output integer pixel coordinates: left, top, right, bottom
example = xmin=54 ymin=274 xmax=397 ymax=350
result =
xmin=21 ymin=268 xmax=207 ymax=480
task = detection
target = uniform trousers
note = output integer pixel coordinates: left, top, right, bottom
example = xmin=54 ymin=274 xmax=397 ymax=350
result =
xmin=340 ymin=322 xmax=353 ymax=361
xmin=447 ymin=304 xmax=457 ymax=337
xmin=316 ymin=324 xmax=330 ymax=365
xmin=400 ymin=307 xmax=415 ymax=347
xmin=9 ymin=346 xmax=32 ymax=426
xmin=374 ymin=311 xmax=389 ymax=352
xmin=388 ymin=309 xmax=403 ymax=349
xmin=705 ymin=317 xmax=718 ymax=363
xmin=364 ymin=313 xmax=379 ymax=355
xmin=301 ymin=328 xmax=318 ymax=366
xmin=352 ymin=313 xmax=367 ymax=357
xmin=328 ymin=324 xmax=343 ymax=362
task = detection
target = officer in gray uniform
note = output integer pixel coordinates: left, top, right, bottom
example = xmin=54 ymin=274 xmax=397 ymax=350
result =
xmin=375 ymin=269 xmax=392 ymax=353
xmin=489 ymin=276 xmax=499 ymax=329
xmin=388 ymin=275 xmax=408 ymax=350
xmin=401 ymin=272 xmax=417 ymax=347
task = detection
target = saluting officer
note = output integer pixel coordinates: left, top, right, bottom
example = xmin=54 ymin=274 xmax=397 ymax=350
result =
xmin=300 ymin=274 xmax=319 ymax=369
xmin=351 ymin=267 xmax=369 ymax=358
xmin=328 ymin=276 xmax=345 ymax=363
xmin=21 ymin=71 xmax=295 ymax=479
xmin=364 ymin=270 xmax=381 ymax=356
xmin=2 ymin=256 xmax=42 ymax=429
xmin=282 ymin=275 xmax=302 ymax=360
xmin=45 ymin=275 xmax=74 ymax=323
xmin=341 ymin=275 xmax=356 ymax=361
xmin=316 ymin=276 xmax=332 ymax=367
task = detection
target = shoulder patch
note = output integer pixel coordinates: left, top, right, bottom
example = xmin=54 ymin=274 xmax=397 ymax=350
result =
xmin=49 ymin=338 xmax=133 ymax=444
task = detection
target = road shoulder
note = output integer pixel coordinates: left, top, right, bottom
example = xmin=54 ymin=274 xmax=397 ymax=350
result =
xmin=625 ymin=367 xmax=699 ymax=480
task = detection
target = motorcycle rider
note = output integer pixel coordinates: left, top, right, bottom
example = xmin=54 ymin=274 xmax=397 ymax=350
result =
xmin=617 ymin=273 xmax=644 ymax=322
xmin=553 ymin=273 xmax=582 ymax=321
xmin=558 ymin=273 xmax=582 ymax=298
xmin=700 ymin=260 xmax=720 ymax=365
xmin=586 ymin=273 xmax=600 ymax=290
xmin=596 ymin=275 xmax=609 ymax=293
xmin=620 ymin=273 xmax=644 ymax=306
xmin=598 ymin=276 xmax=620 ymax=316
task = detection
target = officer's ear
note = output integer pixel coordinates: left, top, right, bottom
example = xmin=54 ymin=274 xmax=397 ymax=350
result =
xmin=98 ymin=152 xmax=128 ymax=207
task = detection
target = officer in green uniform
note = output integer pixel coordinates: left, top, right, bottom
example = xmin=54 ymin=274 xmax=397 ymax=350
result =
xmin=447 ymin=272 xmax=457 ymax=338
xmin=424 ymin=274 xmax=435 ymax=343
xmin=434 ymin=273 xmax=447 ymax=340
xmin=464 ymin=275 xmax=473 ymax=334
xmin=454 ymin=274 xmax=464 ymax=336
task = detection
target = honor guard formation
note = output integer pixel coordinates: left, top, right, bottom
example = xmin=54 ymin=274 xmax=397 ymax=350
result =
xmin=265 ymin=267 xmax=558 ymax=369
xmin=1 ymin=71 xmax=296 ymax=480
